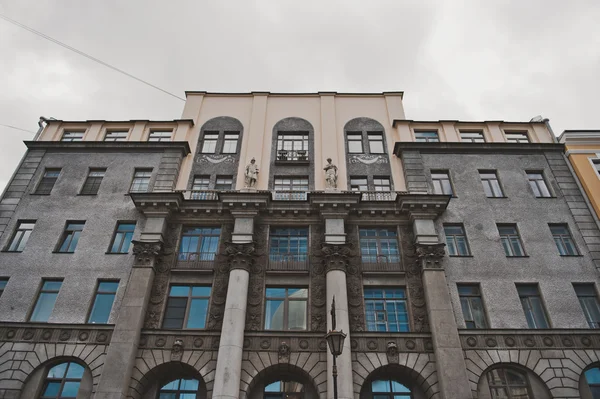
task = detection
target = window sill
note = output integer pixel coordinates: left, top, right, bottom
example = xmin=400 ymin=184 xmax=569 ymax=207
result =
xmin=534 ymin=196 xmax=556 ymax=199
xmin=77 ymin=193 xmax=98 ymax=196
xmin=486 ymin=196 xmax=508 ymax=199
xmin=30 ymin=193 xmax=51 ymax=196
xmin=52 ymin=251 xmax=75 ymax=254
xmin=559 ymin=254 xmax=583 ymax=257
xmin=274 ymin=159 xmax=310 ymax=166
xmin=506 ymin=255 xmax=529 ymax=258
xmin=0 ymin=250 xmax=22 ymax=253
xmin=448 ymin=255 xmax=474 ymax=258
xmin=104 ymin=252 xmax=129 ymax=255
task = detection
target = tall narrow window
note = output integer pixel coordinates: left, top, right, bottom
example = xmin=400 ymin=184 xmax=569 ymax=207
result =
xmin=80 ymin=168 xmax=106 ymax=195
xmin=178 ymin=227 xmax=220 ymax=261
xmin=222 ymin=132 xmax=239 ymax=153
xmin=215 ymin=176 xmax=233 ymax=190
xmin=40 ymin=362 xmax=85 ymax=399
xmin=415 ymin=131 xmax=439 ymax=142
xmin=277 ymin=133 xmax=309 ymax=160
xmin=159 ymin=379 xmax=200 ymax=399
xmin=444 ymin=225 xmax=471 ymax=256
xmin=264 ymin=287 xmax=308 ymax=331
xmin=30 ymin=280 xmax=62 ymax=322
xmin=479 ymin=171 xmax=504 ymax=197
xmin=201 ymin=132 xmax=219 ymax=153
xmin=458 ymin=284 xmax=487 ymax=329
xmin=498 ymin=225 xmax=525 ymax=257
xmin=460 ymin=131 xmax=485 ymax=143
xmin=88 ymin=281 xmax=119 ymax=324
xmin=162 ymin=285 xmax=211 ymax=329
xmin=431 ymin=171 xmax=453 ymax=195
xmin=109 ymin=222 xmax=135 ymax=254
xmin=0 ymin=279 xmax=8 ymax=298
xmin=347 ymin=132 xmax=363 ymax=153
xmin=61 ymin=131 xmax=84 ymax=141
xmin=129 ymin=169 xmax=152 ymax=193
xmin=359 ymin=228 xmax=400 ymax=264
xmin=364 ymin=288 xmax=409 ymax=332
xmin=367 ymin=132 xmax=385 ymax=153
xmin=7 ymin=221 xmax=35 ymax=252
xmin=505 ymin=131 xmax=529 ymax=143
xmin=350 ymin=177 xmax=368 ymax=192
xmin=526 ymin=172 xmax=552 ymax=198
xmin=574 ymin=284 xmax=600 ymax=328
xmin=373 ymin=177 xmax=391 ymax=191
xmin=517 ymin=284 xmax=550 ymax=328
xmin=35 ymin=169 xmax=61 ymax=194
xmin=148 ymin=130 xmax=172 ymax=142
xmin=273 ymin=177 xmax=309 ymax=191
xmin=550 ymin=224 xmax=579 ymax=256
xmin=269 ymin=228 xmax=308 ymax=262
xmin=57 ymin=222 xmax=85 ymax=253
xmin=104 ymin=131 xmax=128 ymax=141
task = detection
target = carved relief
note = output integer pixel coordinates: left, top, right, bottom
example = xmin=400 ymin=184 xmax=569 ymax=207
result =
xmin=402 ymin=227 xmax=430 ymax=333
xmin=415 ymin=243 xmax=446 ymax=269
xmin=171 ymin=339 xmax=184 ymax=361
xmin=310 ymin=224 xmax=327 ymax=332
xmin=245 ymin=224 xmax=266 ymax=331
xmin=386 ymin=341 xmax=399 ymax=363
xmin=278 ymin=342 xmax=291 ymax=363
xmin=207 ymin=224 xmax=234 ymax=331
xmin=349 ymin=154 xmax=389 ymax=164
xmin=132 ymin=240 xmax=163 ymax=266
xmin=195 ymin=154 xmax=235 ymax=164
xmin=345 ymin=226 xmax=366 ymax=332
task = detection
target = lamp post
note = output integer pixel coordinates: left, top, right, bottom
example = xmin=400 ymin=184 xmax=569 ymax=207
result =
xmin=325 ymin=296 xmax=347 ymax=399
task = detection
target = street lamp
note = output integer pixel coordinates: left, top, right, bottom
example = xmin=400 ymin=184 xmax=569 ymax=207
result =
xmin=325 ymin=296 xmax=347 ymax=399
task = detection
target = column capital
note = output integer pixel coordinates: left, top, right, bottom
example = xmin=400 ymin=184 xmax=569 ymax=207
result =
xmin=321 ymin=242 xmax=354 ymax=273
xmin=131 ymin=240 xmax=163 ymax=268
xmin=415 ymin=242 xmax=446 ymax=270
xmin=224 ymin=241 xmax=256 ymax=272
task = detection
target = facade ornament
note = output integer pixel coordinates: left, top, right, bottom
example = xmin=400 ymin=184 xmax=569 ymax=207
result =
xmin=321 ymin=242 xmax=353 ymax=273
xmin=324 ymin=158 xmax=338 ymax=189
xmin=244 ymin=158 xmax=259 ymax=188
xmin=131 ymin=240 xmax=163 ymax=267
xmin=171 ymin=339 xmax=184 ymax=361
xmin=415 ymin=243 xmax=446 ymax=268
xmin=386 ymin=342 xmax=399 ymax=363
xmin=278 ymin=342 xmax=291 ymax=362
xmin=224 ymin=242 xmax=256 ymax=271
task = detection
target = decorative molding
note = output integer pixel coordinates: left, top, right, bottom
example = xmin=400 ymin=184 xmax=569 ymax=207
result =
xmin=224 ymin=241 xmax=256 ymax=272
xmin=278 ymin=342 xmax=291 ymax=362
xmin=132 ymin=240 xmax=163 ymax=267
xmin=350 ymin=334 xmax=433 ymax=353
xmin=386 ymin=341 xmax=399 ymax=363
xmin=310 ymin=225 xmax=327 ymax=331
xmin=195 ymin=154 xmax=235 ymax=164
xmin=207 ymin=224 xmax=234 ymax=331
xmin=349 ymin=154 xmax=389 ymax=164
xmin=0 ymin=324 xmax=113 ymax=344
xmin=459 ymin=331 xmax=600 ymax=350
xmin=139 ymin=332 xmax=220 ymax=350
xmin=415 ymin=243 xmax=446 ymax=269
xmin=170 ymin=339 xmax=184 ymax=361
xmin=245 ymin=225 xmax=267 ymax=331
xmin=321 ymin=242 xmax=354 ymax=273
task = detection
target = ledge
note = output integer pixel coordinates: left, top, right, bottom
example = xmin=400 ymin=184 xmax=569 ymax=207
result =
xmin=458 ymin=328 xmax=600 ymax=350
xmin=25 ymin=141 xmax=191 ymax=156
xmin=0 ymin=322 xmax=114 ymax=344
xmin=393 ymin=142 xmax=564 ymax=157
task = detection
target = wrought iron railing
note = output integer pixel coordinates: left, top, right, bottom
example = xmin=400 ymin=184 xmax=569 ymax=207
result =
xmin=175 ymin=252 xmax=217 ymax=270
xmin=361 ymin=254 xmax=403 ymax=272
xmin=187 ymin=190 xmax=219 ymax=200
xmin=276 ymin=150 xmax=309 ymax=161
xmin=268 ymin=253 xmax=309 ymax=271
xmin=360 ymin=191 xmax=397 ymax=201
xmin=272 ymin=191 xmax=308 ymax=201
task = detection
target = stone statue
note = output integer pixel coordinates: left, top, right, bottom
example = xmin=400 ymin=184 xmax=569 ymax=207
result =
xmin=324 ymin=158 xmax=338 ymax=189
xmin=244 ymin=158 xmax=259 ymax=188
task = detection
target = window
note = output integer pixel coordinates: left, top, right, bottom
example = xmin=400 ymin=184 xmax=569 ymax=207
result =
xmin=88 ymin=281 xmax=119 ymax=324
xmin=159 ymin=379 xmax=200 ymax=399
xmin=273 ymin=177 xmax=309 ymax=192
xmin=431 ymin=171 xmax=453 ymax=195
xmin=367 ymin=132 xmax=385 ymax=153
xmin=498 ymin=225 xmax=525 ymax=257
xmin=574 ymin=284 xmax=600 ymax=328
xmin=0 ymin=279 xmax=8 ymax=298
xmin=594 ymin=159 xmax=600 ymax=175
xmin=550 ymin=224 xmax=579 ymax=256
xmin=30 ymin=280 xmax=62 ymax=322
xmin=215 ymin=175 xmax=233 ymax=190
xmin=374 ymin=177 xmax=391 ymax=192
xmin=40 ymin=362 xmax=85 ymax=399
xmin=80 ymin=169 xmax=106 ymax=195
xmin=148 ymin=130 xmax=172 ymax=142
xmin=364 ymin=288 xmax=409 ymax=332
xmin=264 ymin=381 xmax=305 ymax=399
xmin=460 ymin=131 xmax=485 ymax=143
xmin=192 ymin=175 xmax=210 ymax=190
xmin=104 ymin=131 xmax=128 ymax=141
xmin=178 ymin=227 xmax=220 ymax=261
xmin=505 ymin=131 xmax=529 ymax=143
xmin=57 ymin=222 xmax=85 ymax=253
xmin=7 ymin=221 xmax=35 ymax=252
xmin=369 ymin=380 xmax=412 ymax=399
xmin=61 ymin=131 xmax=84 ymax=142
xmin=269 ymin=228 xmax=308 ymax=262
xmin=350 ymin=177 xmax=368 ymax=192
xmin=517 ymin=284 xmax=549 ymax=328
xmin=277 ymin=133 xmax=309 ymax=160
xmin=486 ymin=368 xmax=531 ymax=399
xmin=584 ymin=367 xmax=600 ymax=398
xmin=359 ymin=228 xmax=400 ymax=264
xmin=264 ymin=287 xmax=308 ymax=330
xmin=162 ymin=285 xmax=211 ymax=329
xmin=35 ymin=169 xmax=61 ymax=194
xmin=109 ymin=222 xmax=135 ymax=254
xmin=444 ymin=225 xmax=470 ymax=256
xmin=129 ymin=169 xmax=152 ymax=193
xmin=222 ymin=132 xmax=239 ymax=153
xmin=526 ymin=172 xmax=551 ymax=198
xmin=479 ymin=171 xmax=504 ymax=197
xmin=347 ymin=132 xmax=363 ymax=153
xmin=458 ymin=285 xmax=487 ymax=328
xmin=415 ymin=131 xmax=439 ymax=142
xmin=200 ymin=132 xmax=218 ymax=153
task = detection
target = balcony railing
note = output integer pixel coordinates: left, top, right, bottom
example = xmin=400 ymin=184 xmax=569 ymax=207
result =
xmin=361 ymin=254 xmax=404 ymax=272
xmin=272 ymin=191 xmax=308 ymax=201
xmin=360 ymin=191 xmax=397 ymax=201
xmin=268 ymin=253 xmax=309 ymax=271
xmin=276 ymin=149 xmax=309 ymax=162
xmin=175 ymin=252 xmax=217 ymax=270
xmin=187 ymin=190 xmax=219 ymax=200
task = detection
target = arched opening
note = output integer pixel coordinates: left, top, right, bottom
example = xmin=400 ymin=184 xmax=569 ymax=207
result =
xmin=579 ymin=364 xmax=600 ymax=399
xmin=20 ymin=357 xmax=93 ymax=399
xmin=359 ymin=364 xmax=429 ymax=399
xmin=157 ymin=378 xmax=202 ymax=399
xmin=136 ymin=362 xmax=207 ymax=399
xmin=246 ymin=364 xmax=320 ymax=399
xmin=264 ymin=380 xmax=305 ymax=399
xmin=477 ymin=364 xmax=551 ymax=399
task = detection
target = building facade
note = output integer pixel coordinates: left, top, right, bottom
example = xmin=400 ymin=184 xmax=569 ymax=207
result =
xmin=1 ymin=92 xmax=600 ymax=399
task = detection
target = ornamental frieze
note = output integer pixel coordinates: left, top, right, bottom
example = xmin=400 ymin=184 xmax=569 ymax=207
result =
xmin=460 ymin=331 xmax=600 ymax=350
xmin=0 ymin=324 xmax=113 ymax=344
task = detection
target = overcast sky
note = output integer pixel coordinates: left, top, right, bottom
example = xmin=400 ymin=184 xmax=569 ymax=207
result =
xmin=1 ymin=0 xmax=599 ymax=193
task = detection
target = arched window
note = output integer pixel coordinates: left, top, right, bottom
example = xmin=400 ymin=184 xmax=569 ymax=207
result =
xmin=486 ymin=368 xmax=531 ymax=398
xmin=584 ymin=367 xmax=600 ymax=398
xmin=158 ymin=378 xmax=200 ymax=398
xmin=370 ymin=380 xmax=411 ymax=399
xmin=264 ymin=380 xmax=304 ymax=399
xmin=40 ymin=362 xmax=84 ymax=398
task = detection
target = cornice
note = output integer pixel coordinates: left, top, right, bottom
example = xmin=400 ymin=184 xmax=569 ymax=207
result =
xmin=25 ymin=141 xmax=191 ymax=155
xmin=392 ymin=119 xmax=546 ymax=127
xmin=393 ymin=142 xmax=564 ymax=157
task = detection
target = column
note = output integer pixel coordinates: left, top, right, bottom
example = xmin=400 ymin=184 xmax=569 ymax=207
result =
xmin=413 ymin=218 xmax=472 ymax=399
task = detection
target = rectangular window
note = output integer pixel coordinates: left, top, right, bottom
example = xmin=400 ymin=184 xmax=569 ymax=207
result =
xmin=265 ymin=287 xmax=308 ymax=330
xmin=0 ymin=279 xmax=8 ymax=298
xmin=109 ymin=222 xmax=135 ymax=254
xmin=192 ymin=175 xmax=210 ymax=190
xmin=104 ymin=131 xmax=128 ymax=141
xmin=350 ymin=177 xmax=368 ymax=192
xmin=479 ymin=171 xmax=504 ymax=198
xmin=162 ymin=285 xmax=211 ymax=329
xmin=222 ymin=132 xmax=239 ymax=153
xmin=550 ymin=224 xmax=579 ymax=256
xmin=178 ymin=227 xmax=220 ymax=261
xmin=215 ymin=176 xmax=233 ymax=190
xmin=30 ymin=280 xmax=63 ymax=322
xmin=574 ymin=284 xmax=600 ymax=328
xmin=594 ymin=159 xmax=600 ymax=175
xmin=61 ymin=131 xmax=84 ymax=142
xmin=269 ymin=228 xmax=308 ymax=262
xmin=201 ymin=132 xmax=219 ymax=154
xmin=35 ymin=168 xmax=61 ymax=195
xmin=365 ymin=288 xmax=409 ymax=332
xmin=460 ymin=131 xmax=485 ymax=143
xmin=359 ymin=228 xmax=400 ymax=264
xmin=7 ymin=221 xmax=35 ymax=252
xmin=373 ymin=177 xmax=391 ymax=192
xmin=505 ymin=131 xmax=529 ymax=143
xmin=57 ymin=222 xmax=85 ymax=253
xmin=80 ymin=169 xmax=106 ymax=195
xmin=444 ymin=225 xmax=471 ymax=256
xmin=367 ymin=132 xmax=385 ymax=154
xmin=88 ymin=281 xmax=119 ymax=324
xmin=274 ymin=177 xmax=309 ymax=191
xmin=148 ymin=130 xmax=172 ymax=142
xmin=277 ymin=133 xmax=309 ymax=160
xmin=517 ymin=284 xmax=550 ymax=328
xmin=458 ymin=285 xmax=487 ymax=329
xmin=527 ymin=172 xmax=552 ymax=198
xmin=498 ymin=224 xmax=525 ymax=257
xmin=415 ymin=131 xmax=440 ymax=143
xmin=129 ymin=169 xmax=152 ymax=193
xmin=347 ymin=132 xmax=363 ymax=153
xmin=431 ymin=171 xmax=453 ymax=195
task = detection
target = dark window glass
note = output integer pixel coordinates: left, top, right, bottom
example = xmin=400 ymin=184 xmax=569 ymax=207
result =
xmin=359 ymin=228 xmax=400 ymax=264
xmin=517 ymin=284 xmax=549 ymax=329
xmin=369 ymin=380 xmax=411 ymax=399
xmin=264 ymin=380 xmax=305 ymax=399
xmin=30 ymin=280 xmax=62 ymax=322
xmin=201 ymin=132 xmax=218 ymax=153
xmin=104 ymin=131 xmax=128 ymax=141
xmin=61 ymin=131 xmax=84 ymax=142
xmin=594 ymin=160 xmax=600 ymax=174
xmin=80 ymin=169 xmax=106 ymax=195
xmin=505 ymin=131 xmax=529 ymax=143
xmin=526 ymin=172 xmax=551 ymax=198
xmin=192 ymin=175 xmax=210 ymax=191
xmin=88 ymin=281 xmax=119 ymax=324
xmin=40 ymin=362 xmax=85 ymax=399
xmin=460 ymin=131 xmax=485 ymax=143
xmin=57 ymin=222 xmax=85 ymax=253
xmin=36 ymin=169 xmax=61 ymax=195
xmin=269 ymin=228 xmax=308 ymax=262
xmin=364 ymin=288 xmax=409 ymax=332
xmin=458 ymin=285 xmax=487 ymax=328
xmin=367 ymin=132 xmax=385 ymax=153
xmin=431 ymin=171 xmax=453 ymax=195
xmin=130 ymin=169 xmax=152 ymax=193
xmin=215 ymin=176 xmax=233 ymax=190
xmin=0 ymin=279 xmax=8 ymax=298
xmin=162 ymin=285 xmax=211 ymax=329
xmin=415 ymin=131 xmax=439 ymax=142
xmin=347 ymin=132 xmax=363 ymax=153
xmin=7 ymin=221 xmax=35 ymax=252
xmin=444 ymin=225 xmax=471 ymax=256
xmin=178 ymin=227 xmax=220 ymax=261
xmin=265 ymin=287 xmax=308 ymax=330
xmin=350 ymin=177 xmax=368 ymax=191
xmin=498 ymin=225 xmax=525 ymax=257
xmin=159 ymin=378 xmax=200 ymax=399
xmin=574 ymin=284 xmax=600 ymax=329
xmin=148 ymin=130 xmax=172 ymax=142
xmin=222 ymin=132 xmax=239 ymax=153
xmin=109 ymin=223 xmax=135 ymax=254
xmin=373 ymin=177 xmax=391 ymax=192
xmin=277 ymin=133 xmax=309 ymax=160
xmin=479 ymin=171 xmax=504 ymax=197
xmin=550 ymin=224 xmax=578 ymax=256
xmin=584 ymin=367 xmax=600 ymax=398
xmin=273 ymin=177 xmax=309 ymax=191
xmin=486 ymin=368 xmax=531 ymax=399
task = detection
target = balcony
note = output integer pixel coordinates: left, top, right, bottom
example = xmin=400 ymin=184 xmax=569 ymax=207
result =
xmin=268 ymin=253 xmax=309 ymax=272
xmin=272 ymin=191 xmax=308 ymax=201
xmin=275 ymin=150 xmax=309 ymax=165
xmin=185 ymin=190 xmax=219 ymax=201
xmin=174 ymin=252 xmax=217 ymax=270
xmin=360 ymin=191 xmax=398 ymax=201
xmin=361 ymin=255 xmax=404 ymax=273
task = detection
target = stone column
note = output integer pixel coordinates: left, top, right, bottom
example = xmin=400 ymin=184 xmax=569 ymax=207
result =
xmin=413 ymin=218 xmax=472 ymax=399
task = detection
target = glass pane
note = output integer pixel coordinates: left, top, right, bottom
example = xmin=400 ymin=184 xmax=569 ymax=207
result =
xmin=161 ymin=379 xmax=180 ymax=390
xmin=287 ymin=300 xmax=307 ymax=330
xmin=265 ymin=381 xmax=282 ymax=392
xmin=170 ymin=286 xmax=190 ymax=296
xmin=30 ymin=292 xmax=58 ymax=322
xmin=585 ymin=368 xmax=600 ymax=384
xmin=98 ymin=281 xmax=119 ymax=293
xmin=47 ymin=362 xmax=68 ymax=378
xmin=43 ymin=381 xmax=61 ymax=396
xmin=66 ymin=362 xmax=85 ymax=378
xmin=88 ymin=293 xmax=116 ymax=323
xmin=391 ymin=381 xmax=410 ymax=393
xmin=192 ymin=286 xmax=211 ymax=297
xmin=61 ymin=381 xmax=81 ymax=397
xmin=460 ymin=297 xmax=473 ymax=322
xmin=529 ymin=297 xmax=549 ymax=328
xmin=159 ymin=393 xmax=178 ymax=399
xmin=265 ymin=300 xmax=284 ymax=330
xmin=372 ymin=380 xmax=391 ymax=393
xmin=180 ymin=394 xmax=197 ymax=399
xmin=180 ymin=378 xmax=200 ymax=391
xmin=43 ymin=281 xmax=63 ymax=291
xmin=288 ymin=288 xmax=308 ymax=298
xmin=186 ymin=298 xmax=209 ymax=328
xmin=266 ymin=288 xmax=287 ymax=298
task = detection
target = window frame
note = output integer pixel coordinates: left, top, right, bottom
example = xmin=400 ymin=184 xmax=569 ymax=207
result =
xmin=430 ymin=170 xmax=454 ymax=196
xmin=55 ymin=221 xmax=85 ymax=254
xmin=444 ymin=224 xmax=471 ymax=257
xmin=39 ymin=361 xmax=85 ymax=399
xmin=350 ymin=176 xmax=368 ymax=192
xmin=497 ymin=224 xmax=526 ymax=257
xmin=358 ymin=227 xmax=401 ymax=264
xmin=158 ymin=378 xmax=202 ymax=398
xmin=574 ymin=284 xmax=600 ymax=329
xmin=373 ymin=176 xmax=391 ymax=192
xmin=592 ymin=158 xmax=600 ymax=180
xmin=162 ymin=285 xmax=212 ymax=329
xmin=200 ymin=131 xmax=219 ymax=154
xmin=516 ymin=284 xmax=550 ymax=329
xmin=264 ymin=287 xmax=308 ymax=331
xmin=0 ymin=278 xmax=8 ymax=298
xmin=485 ymin=367 xmax=533 ymax=399
xmin=526 ymin=171 xmax=552 ymax=198
xmin=276 ymin=132 xmax=310 ymax=161
xmin=61 ymin=131 xmax=85 ymax=142
xmin=368 ymin=379 xmax=412 ymax=399
xmin=222 ymin=131 xmax=240 ymax=154
xmin=6 ymin=220 xmax=36 ymax=252
xmin=147 ymin=130 xmax=173 ymax=142
xmin=459 ymin=130 xmax=486 ymax=143
xmin=103 ymin=130 xmax=129 ymax=142
xmin=367 ymin=132 xmax=386 ymax=154
xmin=79 ymin=168 xmax=106 ymax=195
xmin=191 ymin=175 xmax=211 ymax=191
xmin=108 ymin=222 xmax=136 ymax=254
xmin=215 ymin=175 xmax=233 ymax=190
xmin=346 ymin=132 xmax=364 ymax=154
xmin=273 ymin=176 xmax=309 ymax=192
xmin=414 ymin=130 xmax=440 ymax=143
xmin=504 ymin=131 xmax=530 ymax=143
xmin=479 ymin=170 xmax=505 ymax=198
xmin=269 ymin=227 xmax=309 ymax=263
xmin=129 ymin=168 xmax=153 ymax=193
xmin=549 ymin=224 xmax=579 ymax=256
xmin=178 ymin=226 xmax=221 ymax=262
xmin=364 ymin=287 xmax=410 ymax=332
xmin=457 ymin=284 xmax=488 ymax=329
xmin=87 ymin=280 xmax=119 ymax=324
xmin=34 ymin=168 xmax=61 ymax=195
xmin=29 ymin=279 xmax=63 ymax=322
